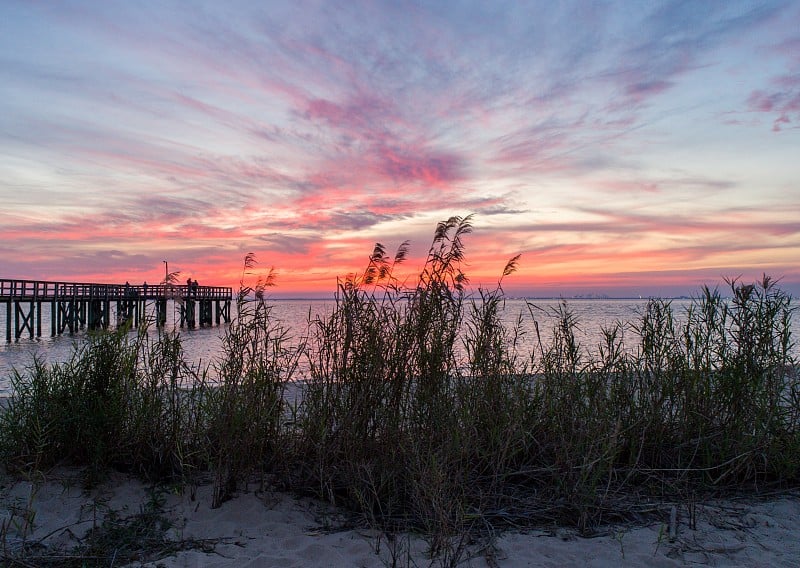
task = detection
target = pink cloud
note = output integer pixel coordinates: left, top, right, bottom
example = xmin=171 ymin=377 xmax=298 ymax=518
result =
xmin=747 ymin=70 xmax=800 ymax=130
xmin=624 ymin=80 xmax=674 ymax=102
xmin=374 ymin=144 xmax=463 ymax=186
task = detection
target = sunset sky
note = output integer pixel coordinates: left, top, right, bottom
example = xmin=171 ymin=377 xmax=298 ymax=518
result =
xmin=1 ymin=1 xmax=798 ymax=298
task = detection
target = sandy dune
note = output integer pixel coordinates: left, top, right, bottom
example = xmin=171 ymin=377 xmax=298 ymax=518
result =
xmin=2 ymin=469 xmax=799 ymax=567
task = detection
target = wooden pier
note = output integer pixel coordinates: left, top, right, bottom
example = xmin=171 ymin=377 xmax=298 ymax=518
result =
xmin=0 ymin=279 xmax=233 ymax=342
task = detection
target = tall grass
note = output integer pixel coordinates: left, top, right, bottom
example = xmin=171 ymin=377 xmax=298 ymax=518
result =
xmin=1 ymin=217 xmax=797 ymax=560
xmin=0 ymin=325 xmax=205 ymax=483
xmin=287 ymin=219 xmax=797 ymax=543
xmin=0 ymin=255 xmax=300 ymax=496
xmin=205 ymin=253 xmax=301 ymax=507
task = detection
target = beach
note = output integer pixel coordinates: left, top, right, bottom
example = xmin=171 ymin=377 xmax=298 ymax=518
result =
xmin=3 ymin=468 xmax=799 ymax=567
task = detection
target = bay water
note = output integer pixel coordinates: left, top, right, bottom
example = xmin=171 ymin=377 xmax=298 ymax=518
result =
xmin=1 ymin=298 xmax=797 ymax=396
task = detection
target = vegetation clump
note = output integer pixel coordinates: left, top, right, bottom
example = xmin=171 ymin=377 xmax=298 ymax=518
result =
xmin=1 ymin=215 xmax=797 ymax=564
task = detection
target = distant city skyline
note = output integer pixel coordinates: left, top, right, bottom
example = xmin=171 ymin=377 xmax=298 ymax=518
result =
xmin=1 ymin=1 xmax=798 ymax=298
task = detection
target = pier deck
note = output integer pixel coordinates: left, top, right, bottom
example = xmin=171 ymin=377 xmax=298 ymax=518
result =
xmin=1 ymin=279 xmax=233 ymax=342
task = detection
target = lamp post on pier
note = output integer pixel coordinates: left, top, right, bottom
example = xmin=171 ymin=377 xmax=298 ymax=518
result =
xmin=160 ymin=260 xmax=170 ymax=327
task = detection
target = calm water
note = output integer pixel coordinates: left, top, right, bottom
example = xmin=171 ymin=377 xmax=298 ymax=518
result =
xmin=1 ymin=298 xmax=797 ymax=395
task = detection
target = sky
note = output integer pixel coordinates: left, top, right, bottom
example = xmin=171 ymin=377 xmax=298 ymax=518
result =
xmin=1 ymin=1 xmax=798 ymax=298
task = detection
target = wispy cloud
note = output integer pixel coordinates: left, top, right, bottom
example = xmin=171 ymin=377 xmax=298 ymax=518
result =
xmin=0 ymin=1 xmax=798 ymax=294
xmin=748 ymin=75 xmax=800 ymax=131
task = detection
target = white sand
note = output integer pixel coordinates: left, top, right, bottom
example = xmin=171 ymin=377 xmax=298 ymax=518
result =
xmin=2 ymin=469 xmax=799 ymax=567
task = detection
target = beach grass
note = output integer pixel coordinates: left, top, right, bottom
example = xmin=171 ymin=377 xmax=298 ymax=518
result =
xmin=1 ymin=216 xmax=797 ymax=564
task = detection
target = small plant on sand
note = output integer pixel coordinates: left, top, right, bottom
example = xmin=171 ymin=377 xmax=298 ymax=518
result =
xmin=0 ymin=488 xmax=207 ymax=568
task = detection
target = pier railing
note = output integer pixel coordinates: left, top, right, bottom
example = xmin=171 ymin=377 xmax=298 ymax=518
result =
xmin=1 ymin=279 xmax=233 ymax=341
xmin=0 ymin=280 xmax=232 ymax=302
